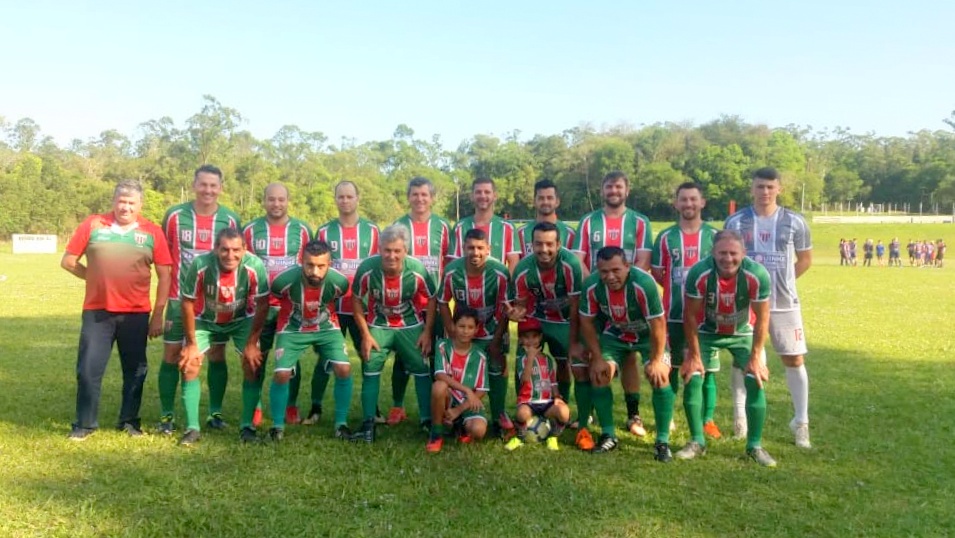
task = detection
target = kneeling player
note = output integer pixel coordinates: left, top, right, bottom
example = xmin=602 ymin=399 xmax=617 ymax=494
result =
xmin=677 ymin=230 xmax=776 ymax=467
xmin=505 ymin=318 xmax=570 ymax=451
xmin=427 ymin=308 xmax=489 ymax=452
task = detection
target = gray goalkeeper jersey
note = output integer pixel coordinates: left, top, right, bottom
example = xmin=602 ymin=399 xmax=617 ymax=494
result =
xmin=723 ymin=206 xmax=811 ymax=312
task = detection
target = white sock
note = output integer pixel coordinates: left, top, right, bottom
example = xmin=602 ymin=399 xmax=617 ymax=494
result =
xmin=785 ymin=365 xmax=809 ymax=424
xmin=731 ymin=368 xmax=746 ymax=422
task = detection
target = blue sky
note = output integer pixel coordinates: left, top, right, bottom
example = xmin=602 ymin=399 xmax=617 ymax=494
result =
xmin=1 ymin=0 xmax=952 ymax=148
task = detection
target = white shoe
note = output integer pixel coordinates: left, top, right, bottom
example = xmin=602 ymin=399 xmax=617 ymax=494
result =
xmin=733 ymin=416 xmax=747 ymax=440
xmin=790 ymin=419 xmax=811 ymax=449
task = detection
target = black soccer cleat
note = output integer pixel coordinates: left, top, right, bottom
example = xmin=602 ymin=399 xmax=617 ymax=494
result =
xmin=349 ymin=419 xmax=376 ymax=443
xmin=239 ymin=427 xmax=259 ymax=443
xmin=591 ymin=434 xmax=619 ymax=454
xmin=269 ymin=428 xmax=284 ymax=442
xmin=206 ymin=413 xmax=227 ymax=430
xmin=157 ymin=416 xmax=176 ymax=436
xmin=178 ymin=429 xmax=201 ymax=446
xmin=653 ymin=442 xmax=673 ymax=463
xmin=334 ymin=424 xmax=353 ymax=440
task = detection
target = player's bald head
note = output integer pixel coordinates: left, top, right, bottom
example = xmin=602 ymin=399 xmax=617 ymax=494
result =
xmin=263 ymin=182 xmax=290 ymax=200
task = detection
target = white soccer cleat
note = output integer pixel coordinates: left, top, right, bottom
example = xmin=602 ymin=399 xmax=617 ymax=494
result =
xmin=790 ymin=419 xmax=811 ymax=449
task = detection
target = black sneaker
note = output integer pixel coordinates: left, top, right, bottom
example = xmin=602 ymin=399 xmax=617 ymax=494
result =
xmin=349 ymin=419 xmax=376 ymax=443
xmin=653 ymin=442 xmax=673 ymax=463
xmin=206 ymin=413 xmax=227 ymax=430
xmin=334 ymin=424 xmax=352 ymax=440
xmin=591 ymin=434 xmax=619 ymax=454
xmin=157 ymin=416 xmax=176 ymax=436
xmin=118 ymin=422 xmax=144 ymax=437
xmin=269 ymin=428 xmax=284 ymax=442
xmin=68 ymin=426 xmax=94 ymax=441
xmin=178 ymin=429 xmax=201 ymax=446
xmin=301 ymin=404 xmax=322 ymax=426
xmin=239 ymin=427 xmax=259 ymax=443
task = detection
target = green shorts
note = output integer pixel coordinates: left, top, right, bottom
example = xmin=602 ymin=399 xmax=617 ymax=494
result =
xmin=194 ymin=318 xmax=253 ymax=354
xmin=471 ymin=336 xmax=510 ymax=376
xmin=273 ymin=330 xmax=349 ymax=371
xmin=541 ymin=320 xmax=569 ymax=361
xmin=260 ymin=307 xmax=280 ymax=353
xmin=585 ymin=334 xmax=671 ymax=369
xmin=448 ymin=394 xmax=488 ymax=423
xmin=364 ymin=325 xmax=429 ymax=377
xmin=699 ymin=333 xmax=754 ymax=371
xmin=163 ymin=299 xmax=184 ymax=344
xmin=669 ymin=322 xmax=719 ymax=368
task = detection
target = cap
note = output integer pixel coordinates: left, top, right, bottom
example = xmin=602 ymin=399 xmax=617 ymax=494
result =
xmin=517 ymin=317 xmax=542 ymax=334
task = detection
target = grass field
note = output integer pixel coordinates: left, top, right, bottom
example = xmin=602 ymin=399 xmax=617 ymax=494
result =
xmin=0 ymin=222 xmax=953 ymax=537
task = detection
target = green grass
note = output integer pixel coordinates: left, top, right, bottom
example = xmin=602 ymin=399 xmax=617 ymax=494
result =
xmin=1 ymin=222 xmax=954 ymax=537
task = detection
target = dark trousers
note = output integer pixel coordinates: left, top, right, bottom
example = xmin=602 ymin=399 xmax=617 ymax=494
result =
xmin=75 ymin=310 xmax=150 ymax=430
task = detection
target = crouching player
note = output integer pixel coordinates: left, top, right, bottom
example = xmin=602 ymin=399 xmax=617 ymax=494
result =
xmin=426 ymin=307 xmax=489 ymax=452
xmin=677 ymin=230 xmax=776 ymax=467
xmin=505 ymin=318 xmax=570 ymax=451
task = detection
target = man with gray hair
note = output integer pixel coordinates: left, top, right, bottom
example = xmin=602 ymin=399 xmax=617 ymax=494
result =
xmin=349 ymin=224 xmax=438 ymax=442
xmin=61 ymin=180 xmax=173 ymax=439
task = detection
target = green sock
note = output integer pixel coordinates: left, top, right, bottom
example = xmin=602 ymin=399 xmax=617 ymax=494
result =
xmin=575 ymin=381 xmax=593 ymax=428
xmin=489 ymin=373 xmax=507 ymax=421
xmin=558 ymin=381 xmax=572 ymax=404
xmin=240 ymin=377 xmax=263 ymax=429
xmin=652 ymin=384 xmax=675 ymax=444
xmin=744 ymin=376 xmax=767 ymax=451
xmin=181 ymin=377 xmax=201 ymax=431
xmin=668 ymin=368 xmax=681 ymax=398
xmin=592 ymin=385 xmax=616 ymax=437
xmin=333 ymin=375 xmax=353 ymax=427
xmin=158 ymin=361 xmax=180 ymax=417
xmin=683 ymin=374 xmax=705 ymax=445
xmin=287 ymin=361 xmax=301 ymax=408
xmin=413 ymin=375 xmax=433 ymax=423
xmin=392 ymin=361 xmax=409 ymax=408
xmin=625 ymin=392 xmax=640 ymax=417
xmin=207 ymin=361 xmax=228 ymax=415
xmin=361 ymin=374 xmax=381 ymax=421
xmin=703 ymin=371 xmax=718 ymax=422
xmin=269 ymin=380 xmax=290 ymax=430
xmin=311 ymin=366 xmax=330 ymax=407
xmin=430 ymin=423 xmax=445 ymax=440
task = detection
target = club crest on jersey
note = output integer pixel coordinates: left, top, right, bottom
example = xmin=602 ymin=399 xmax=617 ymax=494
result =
xmin=468 ymin=288 xmax=482 ymax=301
xmin=134 ymin=233 xmax=148 ymax=245
xmin=611 ymin=305 xmax=626 ymax=318
xmin=345 ymin=239 xmax=357 ymax=250
xmin=609 ymin=229 xmax=620 ymax=241
xmin=198 ymin=229 xmax=210 ymax=242
xmin=271 ymin=238 xmax=284 ymax=249
xmin=256 ymin=239 xmax=266 ymax=251
xmin=385 ymin=288 xmax=399 ymax=301
xmin=685 ymin=246 xmax=698 ymax=258
xmin=758 ymin=231 xmax=771 ymax=242
xmin=720 ymin=293 xmax=734 ymax=307
xmin=182 ymin=230 xmax=193 ymax=242
xmin=416 ymin=237 xmax=426 ymax=246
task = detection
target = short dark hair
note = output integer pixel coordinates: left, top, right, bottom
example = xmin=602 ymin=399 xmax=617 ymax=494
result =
xmin=214 ymin=227 xmax=243 ymax=248
xmin=452 ymin=305 xmax=480 ymax=325
xmin=471 ymin=177 xmax=495 ymax=192
xmin=675 ymin=181 xmax=704 ymax=197
xmin=713 ymin=229 xmax=744 ymax=248
xmin=753 ymin=167 xmax=781 ymax=181
xmin=602 ymin=171 xmax=628 ymax=186
xmin=532 ymin=221 xmax=559 ymax=240
xmin=334 ymin=180 xmax=359 ymax=197
xmin=464 ymin=228 xmax=489 ymax=243
xmin=303 ymin=239 xmax=332 ymax=258
xmin=195 ymin=164 xmax=223 ymax=183
xmin=534 ymin=179 xmax=558 ymax=197
xmin=407 ymin=176 xmax=435 ymax=197
xmin=596 ymin=246 xmax=627 ymax=263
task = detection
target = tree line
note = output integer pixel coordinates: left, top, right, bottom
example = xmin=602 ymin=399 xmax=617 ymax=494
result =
xmin=2 ymin=95 xmax=954 ymax=238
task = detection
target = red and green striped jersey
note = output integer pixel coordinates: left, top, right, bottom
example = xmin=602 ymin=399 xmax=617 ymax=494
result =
xmin=66 ymin=214 xmax=173 ymax=312
xmin=580 ymin=267 xmax=663 ymax=343
xmin=651 ymin=223 xmax=718 ymax=323
xmin=436 ymin=257 xmax=510 ymax=340
xmin=449 ymin=215 xmax=520 ymax=264
xmin=315 ymin=218 xmax=380 ymax=314
xmin=181 ymin=252 xmax=268 ymax=324
xmin=434 ymin=338 xmax=488 ymax=405
xmin=352 ymin=255 xmax=436 ymax=328
xmin=271 ymin=266 xmax=350 ymax=333
xmin=393 ymin=214 xmax=452 ymax=284
xmin=573 ymin=208 xmax=652 ymax=270
xmin=684 ymin=256 xmax=771 ymax=336
xmin=243 ymin=217 xmax=313 ymax=308
xmin=509 ymin=248 xmax=584 ymax=323
xmin=162 ymin=202 xmax=241 ymax=301
xmin=515 ymin=351 xmax=558 ymax=404
xmin=518 ymin=220 xmax=577 ymax=259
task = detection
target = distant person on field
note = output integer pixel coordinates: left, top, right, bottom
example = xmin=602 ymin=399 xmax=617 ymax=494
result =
xmin=849 ymin=239 xmax=858 ymax=266
xmin=863 ymin=239 xmax=874 ymax=267
xmin=936 ymin=239 xmax=946 ymax=268
xmin=889 ymin=237 xmax=901 ymax=267
xmin=62 ymin=180 xmax=172 ymax=440
xmin=876 ymin=240 xmax=885 ymax=267
xmin=907 ymin=239 xmax=916 ymax=266
xmin=839 ymin=239 xmax=849 ymax=266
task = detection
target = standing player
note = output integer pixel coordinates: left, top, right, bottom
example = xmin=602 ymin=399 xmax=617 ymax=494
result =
xmin=578 ymin=247 xmax=669 ymax=458
xmin=509 ymin=222 xmax=586 ymax=446
xmin=724 ymin=167 xmax=813 ymax=448
xmin=242 ymin=183 xmax=312 ymax=426
xmin=177 ymin=229 xmax=269 ymax=445
xmin=436 ymin=229 xmax=512 ymax=438
xmin=448 ymin=177 xmax=521 ymax=271
xmin=876 ymin=240 xmax=885 ymax=267
xmin=651 ymin=182 xmax=719 ymax=437
xmin=350 ymin=225 xmax=438 ymax=442
xmin=257 ymin=240 xmax=353 ymax=441
xmin=518 ymin=179 xmax=577 ymax=259
xmin=573 ymin=171 xmax=653 ymax=437
xmin=863 ymin=239 xmax=874 ymax=267
xmin=62 ymin=180 xmax=173 ymax=439
xmin=678 ymin=230 xmax=776 ymax=467
xmin=159 ymin=165 xmax=240 ymax=434
xmin=311 ymin=181 xmax=380 ymax=426
xmin=889 ymin=238 xmax=901 ymax=267
xmin=387 ymin=176 xmax=452 ymax=426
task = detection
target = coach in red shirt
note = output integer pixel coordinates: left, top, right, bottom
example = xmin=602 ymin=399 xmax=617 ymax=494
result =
xmin=61 ymin=180 xmax=173 ymax=439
